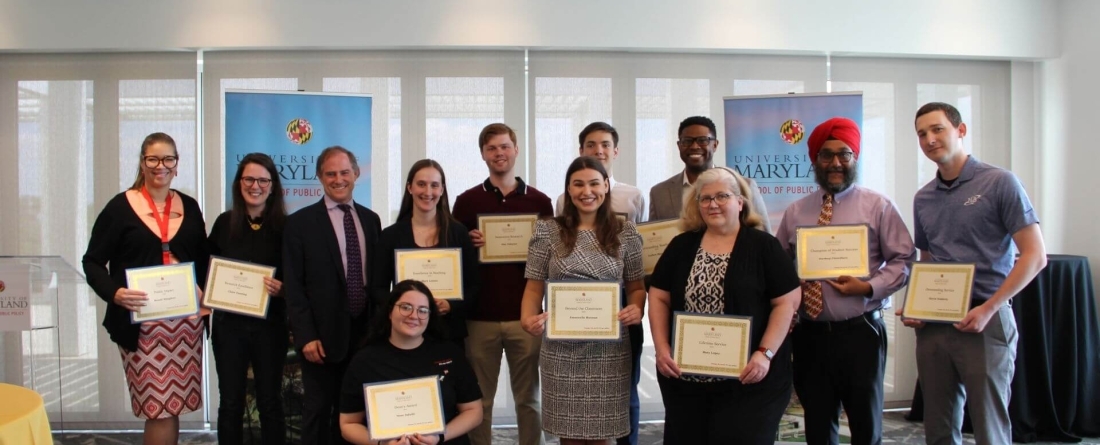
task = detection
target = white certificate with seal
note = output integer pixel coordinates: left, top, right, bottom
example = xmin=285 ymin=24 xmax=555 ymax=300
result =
xmin=796 ymin=224 xmax=871 ymax=280
xmin=395 ymin=248 xmax=464 ymax=300
xmin=202 ymin=256 xmax=276 ymax=318
xmin=363 ymin=376 xmax=446 ymax=440
xmin=902 ymin=262 xmax=976 ymax=323
xmin=545 ymin=280 xmax=621 ymax=341
xmin=638 ymin=219 xmax=684 ymax=275
xmin=126 ymin=263 xmax=200 ymax=323
xmin=477 ymin=213 xmax=538 ymax=264
xmin=672 ymin=312 xmax=752 ymax=379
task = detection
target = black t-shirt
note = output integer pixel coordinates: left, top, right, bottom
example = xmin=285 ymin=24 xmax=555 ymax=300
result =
xmin=340 ymin=338 xmax=482 ymax=444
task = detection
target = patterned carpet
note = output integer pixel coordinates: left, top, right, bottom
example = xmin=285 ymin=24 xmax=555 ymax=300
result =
xmin=51 ymin=412 xmax=1100 ymax=444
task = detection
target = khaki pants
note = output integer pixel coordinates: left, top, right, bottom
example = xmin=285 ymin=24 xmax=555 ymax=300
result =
xmin=465 ymin=320 xmax=545 ymax=445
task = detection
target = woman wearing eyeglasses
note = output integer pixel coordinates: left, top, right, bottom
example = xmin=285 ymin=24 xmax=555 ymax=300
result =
xmin=207 ymin=153 xmax=289 ymax=445
xmin=339 ymin=280 xmax=483 ymax=445
xmin=83 ymin=132 xmax=210 ymax=444
xmin=647 ymin=167 xmax=801 ymax=444
xmin=372 ymin=159 xmax=480 ymax=349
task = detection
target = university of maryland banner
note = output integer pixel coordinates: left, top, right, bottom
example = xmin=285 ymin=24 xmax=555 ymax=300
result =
xmin=224 ymin=90 xmax=373 ymax=214
xmin=723 ymin=93 xmax=862 ymax=231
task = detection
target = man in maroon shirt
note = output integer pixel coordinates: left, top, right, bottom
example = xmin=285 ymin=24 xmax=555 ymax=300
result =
xmin=452 ymin=123 xmax=553 ymax=445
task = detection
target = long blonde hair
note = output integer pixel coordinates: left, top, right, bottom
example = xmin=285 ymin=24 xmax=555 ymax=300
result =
xmin=679 ymin=167 xmax=764 ymax=232
xmin=128 ymin=132 xmax=178 ymax=191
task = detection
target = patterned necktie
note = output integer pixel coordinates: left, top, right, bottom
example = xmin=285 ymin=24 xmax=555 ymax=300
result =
xmin=800 ymin=194 xmax=833 ymax=319
xmin=339 ymin=204 xmax=366 ymax=317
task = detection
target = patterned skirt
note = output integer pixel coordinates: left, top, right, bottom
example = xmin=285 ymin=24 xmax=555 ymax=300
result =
xmin=539 ymin=328 xmax=631 ymax=440
xmin=118 ymin=317 xmax=204 ymax=419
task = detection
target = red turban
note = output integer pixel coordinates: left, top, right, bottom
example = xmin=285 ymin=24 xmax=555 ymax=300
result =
xmin=807 ymin=117 xmax=861 ymax=161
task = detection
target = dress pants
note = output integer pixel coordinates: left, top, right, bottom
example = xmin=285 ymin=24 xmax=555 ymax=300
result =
xmin=213 ymin=310 xmax=289 ymax=445
xmin=616 ymin=324 xmax=644 ymax=445
xmin=793 ymin=311 xmax=886 ymax=445
xmin=300 ymin=313 xmax=368 ymax=445
xmin=657 ymin=373 xmax=791 ymax=445
xmin=916 ymin=304 xmax=1017 ymax=445
xmin=465 ymin=320 xmax=544 ymax=445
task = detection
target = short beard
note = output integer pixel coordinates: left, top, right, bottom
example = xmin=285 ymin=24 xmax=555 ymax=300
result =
xmin=814 ymin=166 xmax=857 ymax=194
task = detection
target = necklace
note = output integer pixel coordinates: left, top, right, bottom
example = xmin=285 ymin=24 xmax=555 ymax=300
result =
xmin=248 ymin=216 xmax=263 ymax=231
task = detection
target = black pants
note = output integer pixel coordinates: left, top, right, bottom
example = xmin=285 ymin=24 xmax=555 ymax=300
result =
xmin=212 ymin=310 xmax=289 ymax=445
xmin=300 ymin=314 xmax=369 ymax=445
xmin=793 ymin=311 xmax=887 ymax=445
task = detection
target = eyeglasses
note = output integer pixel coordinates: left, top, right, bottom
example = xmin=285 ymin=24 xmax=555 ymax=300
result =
xmin=396 ymin=303 xmax=430 ymax=320
xmin=677 ymin=136 xmax=716 ymax=148
xmin=698 ymin=192 xmax=736 ymax=206
xmin=817 ymin=151 xmax=855 ymax=163
xmin=143 ymin=156 xmax=178 ymax=169
xmin=241 ymin=177 xmax=273 ymax=188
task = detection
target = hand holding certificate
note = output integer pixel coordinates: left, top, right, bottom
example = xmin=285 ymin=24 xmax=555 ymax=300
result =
xmin=477 ymin=213 xmax=538 ymax=263
xmin=202 ymin=256 xmax=276 ymax=318
xmin=638 ymin=219 xmax=684 ymax=275
xmin=395 ymin=248 xmax=464 ymax=300
xmin=672 ymin=312 xmax=752 ymax=379
xmin=796 ymin=224 xmax=871 ymax=280
xmin=545 ymin=281 xmax=621 ymax=340
xmin=364 ymin=376 xmax=446 ymax=440
xmin=901 ymin=262 xmax=975 ymax=323
xmin=125 ymin=263 xmax=200 ymax=323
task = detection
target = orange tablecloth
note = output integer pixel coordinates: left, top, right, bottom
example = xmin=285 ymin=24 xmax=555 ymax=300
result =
xmin=0 ymin=383 xmax=52 ymax=445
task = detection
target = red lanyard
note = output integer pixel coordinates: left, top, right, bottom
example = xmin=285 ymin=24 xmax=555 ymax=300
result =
xmin=141 ymin=186 xmax=174 ymax=265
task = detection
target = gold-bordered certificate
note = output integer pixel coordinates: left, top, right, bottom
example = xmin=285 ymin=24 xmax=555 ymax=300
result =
xmin=672 ymin=312 xmax=752 ymax=379
xmin=477 ymin=213 xmax=538 ymax=264
xmin=545 ymin=280 xmax=621 ymax=341
xmin=902 ymin=262 xmax=975 ymax=323
xmin=796 ymin=224 xmax=871 ymax=280
xmin=363 ymin=376 xmax=445 ymax=440
xmin=638 ymin=219 xmax=684 ymax=275
xmin=202 ymin=256 xmax=276 ymax=318
xmin=395 ymin=248 xmax=464 ymax=300
xmin=126 ymin=263 xmax=200 ymax=323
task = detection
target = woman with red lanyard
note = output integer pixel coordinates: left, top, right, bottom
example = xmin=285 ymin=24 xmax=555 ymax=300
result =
xmin=83 ymin=132 xmax=210 ymax=444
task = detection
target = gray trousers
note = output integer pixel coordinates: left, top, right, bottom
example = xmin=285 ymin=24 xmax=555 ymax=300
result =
xmin=916 ymin=304 xmax=1018 ymax=445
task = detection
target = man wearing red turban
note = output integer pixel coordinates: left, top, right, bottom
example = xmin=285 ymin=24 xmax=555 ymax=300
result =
xmin=775 ymin=117 xmax=916 ymax=445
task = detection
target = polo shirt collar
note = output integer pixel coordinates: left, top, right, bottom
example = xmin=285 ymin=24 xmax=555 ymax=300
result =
xmin=482 ymin=176 xmax=528 ymax=198
xmin=935 ymin=155 xmax=978 ymax=190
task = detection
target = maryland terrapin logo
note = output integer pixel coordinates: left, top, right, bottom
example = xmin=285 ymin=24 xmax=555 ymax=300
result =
xmin=0 ymin=280 xmax=5 ymax=293
xmin=286 ymin=118 xmax=314 ymax=145
xmin=779 ymin=119 xmax=805 ymax=145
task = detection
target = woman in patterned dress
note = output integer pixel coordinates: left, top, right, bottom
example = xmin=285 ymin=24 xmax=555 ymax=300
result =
xmin=520 ymin=156 xmax=646 ymax=445
xmin=83 ymin=132 xmax=210 ymax=444
xmin=647 ymin=167 xmax=801 ymax=444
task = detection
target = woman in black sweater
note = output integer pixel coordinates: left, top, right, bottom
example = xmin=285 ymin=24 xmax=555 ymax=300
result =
xmin=207 ymin=153 xmax=289 ymax=445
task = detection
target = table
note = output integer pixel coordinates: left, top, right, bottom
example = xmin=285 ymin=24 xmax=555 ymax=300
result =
xmin=909 ymin=255 xmax=1100 ymax=442
xmin=0 ymin=383 xmax=53 ymax=445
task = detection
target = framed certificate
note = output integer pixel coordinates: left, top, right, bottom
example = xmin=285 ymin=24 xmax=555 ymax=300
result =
xmin=637 ymin=218 xmax=683 ymax=275
xmin=672 ymin=312 xmax=752 ymax=379
xmin=477 ymin=213 xmax=538 ymax=264
xmin=395 ymin=248 xmax=464 ymax=300
xmin=545 ymin=280 xmax=621 ymax=341
xmin=125 ymin=263 xmax=201 ymax=323
xmin=901 ymin=262 xmax=976 ymax=323
xmin=202 ymin=256 xmax=276 ymax=318
xmin=796 ymin=224 xmax=871 ymax=280
xmin=363 ymin=376 xmax=446 ymax=440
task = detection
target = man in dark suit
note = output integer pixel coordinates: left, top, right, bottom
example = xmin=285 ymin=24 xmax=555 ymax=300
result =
xmin=284 ymin=146 xmax=382 ymax=445
xmin=648 ymin=116 xmax=771 ymax=232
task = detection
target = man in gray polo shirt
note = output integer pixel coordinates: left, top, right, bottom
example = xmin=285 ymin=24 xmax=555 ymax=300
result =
xmin=903 ymin=102 xmax=1047 ymax=445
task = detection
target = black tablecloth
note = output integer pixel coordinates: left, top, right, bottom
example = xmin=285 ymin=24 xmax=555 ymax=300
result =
xmin=908 ymin=255 xmax=1100 ymax=442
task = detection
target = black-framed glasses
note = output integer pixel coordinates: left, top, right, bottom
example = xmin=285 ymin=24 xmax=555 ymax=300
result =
xmin=143 ymin=156 xmax=178 ymax=169
xmin=698 ymin=192 xmax=736 ymax=206
xmin=396 ymin=303 xmax=430 ymax=320
xmin=241 ymin=177 xmax=273 ymax=188
xmin=817 ymin=151 xmax=855 ymax=163
xmin=677 ymin=136 xmax=716 ymax=148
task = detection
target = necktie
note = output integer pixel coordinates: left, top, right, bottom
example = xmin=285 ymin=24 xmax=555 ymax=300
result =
xmin=339 ymin=204 xmax=366 ymax=317
xmin=800 ymin=194 xmax=833 ymax=319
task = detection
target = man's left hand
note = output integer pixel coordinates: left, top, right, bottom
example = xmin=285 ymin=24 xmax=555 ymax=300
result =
xmin=826 ymin=276 xmax=872 ymax=297
xmin=954 ymin=302 xmax=995 ymax=333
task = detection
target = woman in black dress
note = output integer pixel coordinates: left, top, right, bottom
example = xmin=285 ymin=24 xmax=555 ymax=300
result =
xmin=208 ymin=153 xmax=289 ymax=444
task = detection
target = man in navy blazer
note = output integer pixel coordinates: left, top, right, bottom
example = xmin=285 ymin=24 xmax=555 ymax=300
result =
xmin=284 ymin=146 xmax=382 ymax=445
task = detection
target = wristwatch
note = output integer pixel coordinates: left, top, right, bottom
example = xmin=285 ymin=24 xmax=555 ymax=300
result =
xmin=756 ymin=347 xmax=774 ymax=361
